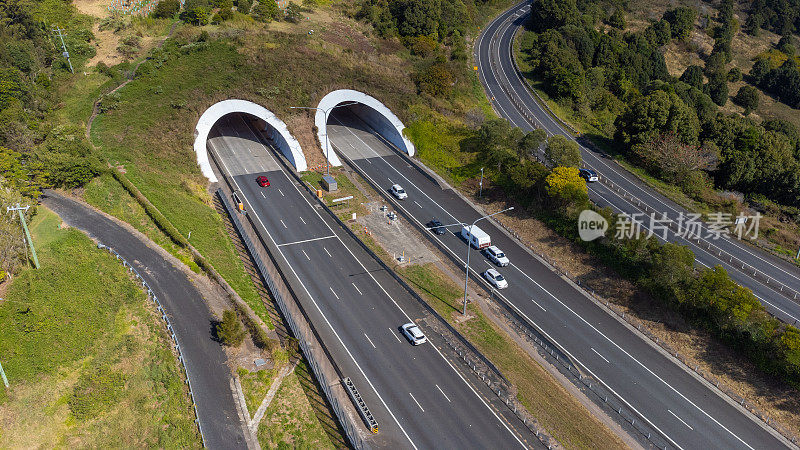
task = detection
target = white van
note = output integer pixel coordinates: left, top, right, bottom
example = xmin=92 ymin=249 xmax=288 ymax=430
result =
xmin=461 ymin=224 xmax=491 ymax=249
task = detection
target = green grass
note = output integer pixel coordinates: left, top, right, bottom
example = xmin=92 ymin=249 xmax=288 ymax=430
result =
xmin=0 ymin=207 xmax=198 ymax=447
xmin=256 ymin=362 xmax=335 ymax=450
xmin=238 ymin=367 xmax=277 ymax=417
xmin=398 ymin=264 xmax=626 ymax=449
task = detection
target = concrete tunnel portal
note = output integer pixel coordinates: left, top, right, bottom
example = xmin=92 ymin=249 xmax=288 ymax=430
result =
xmin=316 ymin=89 xmax=416 ymax=168
xmin=194 ymin=99 xmax=307 ymax=182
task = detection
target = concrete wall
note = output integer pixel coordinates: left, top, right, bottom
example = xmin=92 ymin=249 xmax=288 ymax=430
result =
xmin=315 ymin=89 xmax=415 ymax=168
xmin=194 ymin=99 xmax=307 ymax=182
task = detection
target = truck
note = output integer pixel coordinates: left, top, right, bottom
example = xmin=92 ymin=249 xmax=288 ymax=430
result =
xmin=461 ymin=224 xmax=491 ymax=249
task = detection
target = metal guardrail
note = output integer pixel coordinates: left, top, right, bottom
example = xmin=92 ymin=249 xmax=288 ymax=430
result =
xmin=343 ymin=377 xmax=378 ymax=434
xmin=96 ymin=243 xmax=206 ymax=447
xmin=216 ymin=189 xmax=369 ymax=450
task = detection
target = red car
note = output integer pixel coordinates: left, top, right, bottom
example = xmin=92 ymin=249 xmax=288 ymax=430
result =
xmin=256 ymin=176 xmax=270 ymax=187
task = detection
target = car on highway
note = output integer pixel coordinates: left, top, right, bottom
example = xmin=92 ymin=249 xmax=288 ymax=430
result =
xmin=390 ymin=184 xmax=408 ymax=200
xmin=484 ymin=245 xmax=509 ymax=267
xmin=256 ymin=175 xmax=270 ymax=187
xmin=427 ymin=218 xmax=446 ymax=235
xmin=579 ymin=168 xmax=598 ymax=183
xmin=400 ymin=322 xmax=427 ymax=345
xmin=483 ymin=268 xmax=508 ymax=289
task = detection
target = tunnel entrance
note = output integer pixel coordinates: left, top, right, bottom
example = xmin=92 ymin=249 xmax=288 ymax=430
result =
xmin=315 ymin=90 xmax=415 ymax=168
xmin=194 ymin=99 xmax=306 ymax=182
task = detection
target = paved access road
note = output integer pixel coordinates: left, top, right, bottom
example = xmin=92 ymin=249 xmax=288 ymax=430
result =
xmin=327 ymin=107 xmax=792 ymax=449
xmin=42 ymin=192 xmax=247 ymax=450
xmin=207 ymin=114 xmax=532 ymax=449
xmin=475 ymin=3 xmax=800 ymax=326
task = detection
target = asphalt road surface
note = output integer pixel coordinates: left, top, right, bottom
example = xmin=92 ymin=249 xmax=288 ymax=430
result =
xmin=206 ymin=114 xmax=532 ymax=449
xmin=42 ymin=192 xmax=247 ymax=450
xmin=327 ymin=107 xmax=792 ymax=449
xmin=475 ymin=3 xmax=800 ymax=326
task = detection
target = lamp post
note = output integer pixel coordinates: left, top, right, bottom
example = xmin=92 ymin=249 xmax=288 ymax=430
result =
xmin=479 ymin=167 xmax=484 ymax=198
xmin=462 ymin=207 xmax=514 ymax=315
xmin=290 ymin=102 xmax=359 ymax=175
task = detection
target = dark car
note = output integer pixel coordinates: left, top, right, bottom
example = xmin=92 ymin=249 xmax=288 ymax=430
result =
xmin=579 ymin=168 xmax=599 ymax=183
xmin=427 ymin=218 xmax=446 ymax=235
xmin=256 ymin=175 xmax=270 ymax=187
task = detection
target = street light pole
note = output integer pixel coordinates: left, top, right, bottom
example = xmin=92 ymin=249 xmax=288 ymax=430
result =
xmin=479 ymin=167 xmax=484 ymax=198
xmin=290 ymin=102 xmax=359 ymax=175
xmin=462 ymin=206 xmax=514 ymax=315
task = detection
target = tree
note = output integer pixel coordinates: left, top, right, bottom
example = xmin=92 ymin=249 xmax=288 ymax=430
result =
xmin=152 ymin=0 xmax=179 ymax=18
xmin=395 ymin=0 xmax=441 ymax=37
xmin=663 ymin=7 xmax=697 ymax=41
xmin=415 ymin=60 xmax=453 ymax=97
xmin=609 ymin=7 xmax=625 ymax=29
xmin=777 ymin=34 xmax=796 ymax=56
xmin=284 ymin=1 xmax=302 ymax=22
xmin=181 ymin=6 xmax=210 ymax=25
xmin=727 ymin=67 xmax=742 ymax=82
xmin=544 ymin=135 xmax=581 ymax=167
xmin=634 ymin=132 xmax=718 ymax=184
xmin=733 ymin=85 xmax=759 ymax=114
xmin=217 ymin=310 xmax=245 ymax=346
xmin=476 ymin=119 xmax=522 ymax=171
xmin=749 ymin=58 xmax=771 ymax=85
xmin=707 ymin=73 xmax=729 ymax=106
xmin=517 ymin=129 xmax=547 ymax=160
xmin=252 ymin=0 xmax=279 ymax=22
xmin=237 ymin=0 xmax=253 ymax=13
xmin=680 ymin=65 xmax=704 ymax=89
xmin=545 ymin=166 xmax=588 ymax=210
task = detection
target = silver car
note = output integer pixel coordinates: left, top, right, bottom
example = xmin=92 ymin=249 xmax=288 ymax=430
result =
xmin=483 ymin=268 xmax=508 ymax=289
xmin=401 ymin=322 xmax=427 ymax=345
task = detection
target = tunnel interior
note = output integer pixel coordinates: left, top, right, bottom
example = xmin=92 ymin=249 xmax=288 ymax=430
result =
xmin=327 ymin=103 xmax=409 ymax=155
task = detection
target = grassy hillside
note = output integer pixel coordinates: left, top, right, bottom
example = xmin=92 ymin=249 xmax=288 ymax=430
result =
xmin=0 ymin=207 xmax=198 ymax=447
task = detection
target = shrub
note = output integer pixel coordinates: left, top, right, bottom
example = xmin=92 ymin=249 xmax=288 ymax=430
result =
xmin=544 ymin=135 xmax=581 ymax=167
xmin=727 ymin=67 xmax=742 ymax=82
xmin=217 ymin=310 xmax=245 ymax=346
xmin=284 ymin=1 xmax=302 ymax=23
xmin=733 ymin=85 xmax=759 ymax=115
xmin=415 ymin=61 xmax=453 ymax=97
xmin=252 ymin=0 xmax=279 ymax=22
xmin=152 ymin=0 xmax=180 ymax=18
xmin=237 ymin=0 xmax=253 ymax=14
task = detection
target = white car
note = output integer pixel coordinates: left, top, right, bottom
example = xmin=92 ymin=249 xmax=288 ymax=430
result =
xmin=400 ymin=323 xmax=427 ymax=345
xmin=484 ymin=245 xmax=509 ymax=267
xmin=390 ymin=184 xmax=408 ymax=200
xmin=483 ymin=268 xmax=508 ymax=289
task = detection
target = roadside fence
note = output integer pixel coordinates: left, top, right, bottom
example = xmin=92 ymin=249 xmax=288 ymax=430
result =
xmin=96 ymin=243 xmax=206 ymax=447
xmin=216 ymin=189 xmax=369 ymax=449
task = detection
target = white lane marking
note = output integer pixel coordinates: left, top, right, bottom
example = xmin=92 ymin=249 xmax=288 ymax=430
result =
xmin=364 ymin=333 xmax=376 ymax=349
xmin=229 ymin=123 xmax=526 ymax=449
xmin=591 ymin=347 xmax=610 ymax=364
xmin=279 ymin=188 xmax=284 ymax=197
xmin=324 ymin=247 xmax=332 ymax=258
xmin=332 ymin=134 xmax=681 ymax=447
xmin=409 ymin=393 xmax=425 ymax=412
xmin=390 ymin=328 xmax=402 ymax=342
xmin=668 ymin=410 xmax=695 ymax=431
xmin=280 ymin=219 xmax=287 ymax=229
xmin=277 ymin=235 xmax=337 ymax=247
xmin=261 ymin=191 xmax=266 ymax=198
xmin=435 ymin=384 xmax=451 ymax=403
xmin=302 ymin=250 xmax=310 ymax=261
xmin=414 ymin=201 xmax=422 ymax=208
xmin=300 ymin=216 xmax=306 ymax=225
xmin=329 ymin=286 xmax=340 ymax=300
xmin=352 ymin=282 xmax=363 ymax=295
xmin=530 ymin=298 xmax=547 ymax=312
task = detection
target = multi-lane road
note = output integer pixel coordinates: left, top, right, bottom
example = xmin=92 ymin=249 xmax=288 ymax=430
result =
xmin=206 ymin=114 xmax=533 ymax=449
xmin=327 ymin=106 xmax=792 ymax=448
xmin=476 ymin=2 xmax=800 ymax=325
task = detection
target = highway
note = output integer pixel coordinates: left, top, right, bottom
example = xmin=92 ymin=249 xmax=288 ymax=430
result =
xmin=476 ymin=2 xmax=800 ymax=326
xmin=327 ymin=106 xmax=792 ymax=449
xmin=206 ymin=114 xmax=532 ymax=449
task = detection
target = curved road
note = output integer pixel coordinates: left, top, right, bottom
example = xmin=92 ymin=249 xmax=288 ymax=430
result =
xmin=42 ymin=192 xmax=247 ymax=450
xmin=476 ymin=2 xmax=800 ymax=326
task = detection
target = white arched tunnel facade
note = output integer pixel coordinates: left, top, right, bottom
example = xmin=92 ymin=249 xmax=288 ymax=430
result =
xmin=194 ymin=99 xmax=307 ymax=182
xmin=315 ymin=89 xmax=415 ymax=167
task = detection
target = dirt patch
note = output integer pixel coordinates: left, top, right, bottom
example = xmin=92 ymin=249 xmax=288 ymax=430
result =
xmin=74 ymin=0 xmax=110 ymax=18
xmin=468 ymin=184 xmax=800 ymax=437
xmin=322 ymin=21 xmax=374 ymax=54
xmin=355 ymin=201 xmax=438 ymax=266
xmin=89 ymin=25 xmax=124 ymax=67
